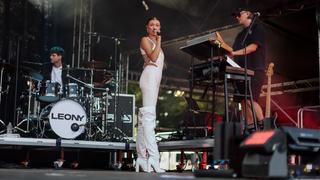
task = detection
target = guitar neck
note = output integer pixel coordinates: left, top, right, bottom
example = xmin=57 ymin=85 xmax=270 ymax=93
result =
xmin=265 ymin=77 xmax=271 ymax=118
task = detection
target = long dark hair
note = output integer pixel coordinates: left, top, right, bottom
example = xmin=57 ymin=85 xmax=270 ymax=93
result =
xmin=145 ymin=16 xmax=160 ymax=25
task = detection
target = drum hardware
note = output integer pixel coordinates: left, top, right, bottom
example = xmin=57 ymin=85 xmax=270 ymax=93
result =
xmin=21 ymin=61 xmax=45 ymax=67
xmin=89 ymin=67 xmax=96 ymax=139
xmin=38 ymin=106 xmax=50 ymax=138
xmin=66 ymin=67 xmax=94 ymax=138
xmin=0 ymin=66 xmax=9 ymax=133
xmin=26 ymin=75 xmax=34 ymax=133
xmin=19 ymin=65 xmax=44 ymax=80
xmin=82 ymin=60 xmax=106 ymax=69
xmin=12 ymin=63 xmax=43 ymax=134
xmin=66 ymin=65 xmax=109 ymax=140
xmin=66 ymin=83 xmax=79 ymax=98
xmin=38 ymin=80 xmax=61 ymax=103
xmin=15 ymin=75 xmax=41 ymax=134
xmin=11 ymin=63 xmax=113 ymax=140
xmin=62 ymin=67 xmax=108 ymax=73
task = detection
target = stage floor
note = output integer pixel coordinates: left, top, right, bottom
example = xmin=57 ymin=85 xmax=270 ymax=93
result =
xmin=0 ymin=137 xmax=214 ymax=151
xmin=0 ymin=168 xmax=318 ymax=180
xmin=0 ymin=168 xmax=248 ymax=180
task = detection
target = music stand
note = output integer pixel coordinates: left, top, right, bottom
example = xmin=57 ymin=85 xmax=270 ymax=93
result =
xmin=180 ymin=32 xmax=231 ymax=122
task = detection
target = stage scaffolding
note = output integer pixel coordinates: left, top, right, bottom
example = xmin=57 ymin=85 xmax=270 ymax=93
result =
xmin=71 ymin=0 xmax=93 ymax=68
xmin=70 ymin=0 xmax=129 ymax=93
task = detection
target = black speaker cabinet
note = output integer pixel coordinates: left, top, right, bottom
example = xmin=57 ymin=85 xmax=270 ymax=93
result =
xmin=106 ymin=94 xmax=135 ymax=139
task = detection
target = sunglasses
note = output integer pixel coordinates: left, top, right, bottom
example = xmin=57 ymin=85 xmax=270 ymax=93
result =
xmin=233 ymin=11 xmax=248 ymax=18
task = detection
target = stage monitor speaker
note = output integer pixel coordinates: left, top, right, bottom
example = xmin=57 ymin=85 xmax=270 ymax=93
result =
xmin=214 ymin=122 xmax=242 ymax=161
xmin=282 ymin=126 xmax=320 ymax=152
xmin=240 ymin=129 xmax=288 ymax=178
xmin=213 ymin=122 xmax=244 ymax=175
xmin=282 ymin=126 xmax=320 ymax=168
xmin=194 ymin=122 xmax=243 ymax=178
xmin=107 ymin=94 xmax=135 ymax=139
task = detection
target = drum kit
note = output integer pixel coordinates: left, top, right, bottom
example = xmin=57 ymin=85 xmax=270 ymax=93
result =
xmin=0 ymin=60 xmax=118 ymax=140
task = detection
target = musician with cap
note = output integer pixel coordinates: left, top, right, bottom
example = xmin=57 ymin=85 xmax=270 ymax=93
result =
xmin=230 ymin=8 xmax=266 ymax=131
xmin=40 ymin=46 xmax=67 ymax=100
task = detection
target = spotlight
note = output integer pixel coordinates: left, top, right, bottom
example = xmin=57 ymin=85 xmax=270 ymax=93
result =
xmin=174 ymin=90 xmax=185 ymax=97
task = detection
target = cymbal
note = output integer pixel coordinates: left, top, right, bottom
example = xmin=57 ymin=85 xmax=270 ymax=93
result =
xmin=62 ymin=67 xmax=107 ymax=72
xmin=82 ymin=60 xmax=105 ymax=69
xmin=20 ymin=65 xmax=37 ymax=73
xmin=83 ymin=83 xmax=108 ymax=91
xmin=20 ymin=66 xmax=43 ymax=81
xmin=30 ymin=72 xmax=43 ymax=81
xmin=62 ymin=67 xmax=92 ymax=71
xmin=21 ymin=61 xmax=45 ymax=66
xmin=0 ymin=62 xmax=15 ymax=72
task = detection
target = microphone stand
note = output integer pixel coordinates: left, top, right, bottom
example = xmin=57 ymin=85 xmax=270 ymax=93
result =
xmin=240 ymin=15 xmax=259 ymax=132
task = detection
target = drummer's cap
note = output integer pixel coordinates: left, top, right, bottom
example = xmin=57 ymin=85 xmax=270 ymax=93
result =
xmin=49 ymin=46 xmax=65 ymax=56
xmin=231 ymin=7 xmax=253 ymax=18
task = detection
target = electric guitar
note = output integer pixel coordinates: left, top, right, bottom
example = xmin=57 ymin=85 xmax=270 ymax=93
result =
xmin=265 ymin=63 xmax=274 ymax=117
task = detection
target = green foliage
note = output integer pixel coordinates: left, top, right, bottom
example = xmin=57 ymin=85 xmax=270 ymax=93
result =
xmin=127 ymin=83 xmax=187 ymax=128
xmin=127 ymin=83 xmax=225 ymax=129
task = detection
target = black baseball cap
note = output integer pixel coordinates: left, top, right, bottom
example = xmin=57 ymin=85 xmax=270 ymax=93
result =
xmin=231 ymin=7 xmax=252 ymax=17
xmin=49 ymin=46 xmax=65 ymax=56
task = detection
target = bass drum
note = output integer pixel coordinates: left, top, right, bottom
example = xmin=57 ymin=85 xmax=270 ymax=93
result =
xmin=40 ymin=99 xmax=87 ymax=139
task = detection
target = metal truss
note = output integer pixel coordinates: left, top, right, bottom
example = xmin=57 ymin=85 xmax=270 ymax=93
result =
xmin=41 ymin=0 xmax=53 ymax=54
xmin=70 ymin=0 xmax=129 ymax=93
xmin=128 ymin=71 xmax=319 ymax=96
xmin=260 ymin=78 xmax=319 ymax=96
xmin=71 ymin=0 xmax=93 ymax=68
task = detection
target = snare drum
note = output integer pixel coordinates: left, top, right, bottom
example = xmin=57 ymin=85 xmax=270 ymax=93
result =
xmin=38 ymin=80 xmax=61 ymax=102
xmin=44 ymin=99 xmax=87 ymax=139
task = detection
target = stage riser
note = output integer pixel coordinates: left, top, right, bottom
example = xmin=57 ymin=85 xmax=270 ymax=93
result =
xmin=0 ymin=148 xmax=129 ymax=169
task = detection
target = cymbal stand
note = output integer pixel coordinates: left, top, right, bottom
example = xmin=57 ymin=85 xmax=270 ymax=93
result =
xmin=0 ymin=67 xmax=3 ymax=103
xmin=103 ymin=90 xmax=109 ymax=134
xmin=87 ymin=87 xmax=110 ymax=140
xmin=66 ymin=74 xmax=94 ymax=89
xmin=15 ymin=75 xmax=33 ymax=133
xmin=0 ymin=67 xmax=7 ymax=133
xmin=66 ymin=70 xmax=108 ymax=140
xmin=89 ymin=68 xmax=94 ymax=139
xmin=87 ymin=69 xmax=111 ymax=140
xmin=26 ymin=76 xmax=32 ymax=132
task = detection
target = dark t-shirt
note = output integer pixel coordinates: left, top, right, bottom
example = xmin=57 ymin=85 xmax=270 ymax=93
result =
xmin=233 ymin=21 xmax=266 ymax=71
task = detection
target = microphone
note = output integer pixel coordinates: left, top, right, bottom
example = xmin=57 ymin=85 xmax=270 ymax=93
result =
xmin=153 ymin=29 xmax=161 ymax=36
xmin=253 ymin=12 xmax=260 ymax=17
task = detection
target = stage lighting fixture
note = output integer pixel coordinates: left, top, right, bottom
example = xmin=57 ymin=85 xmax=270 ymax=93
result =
xmin=241 ymin=129 xmax=288 ymax=178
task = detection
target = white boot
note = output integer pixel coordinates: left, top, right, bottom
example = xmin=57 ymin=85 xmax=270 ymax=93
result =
xmin=136 ymin=109 xmax=148 ymax=172
xmin=140 ymin=106 xmax=165 ymax=173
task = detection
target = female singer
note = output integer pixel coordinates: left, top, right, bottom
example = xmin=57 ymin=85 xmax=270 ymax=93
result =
xmin=135 ymin=17 xmax=165 ymax=173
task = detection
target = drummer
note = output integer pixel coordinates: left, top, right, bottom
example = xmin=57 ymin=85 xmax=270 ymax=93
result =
xmin=41 ymin=46 xmax=67 ymax=95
